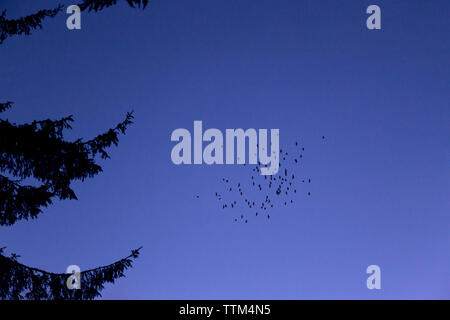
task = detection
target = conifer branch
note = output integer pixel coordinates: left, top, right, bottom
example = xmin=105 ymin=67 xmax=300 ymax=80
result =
xmin=0 ymin=111 xmax=133 ymax=225
xmin=0 ymin=101 xmax=13 ymax=113
xmin=0 ymin=247 xmax=142 ymax=300
xmin=78 ymin=0 xmax=149 ymax=12
xmin=0 ymin=5 xmax=63 ymax=44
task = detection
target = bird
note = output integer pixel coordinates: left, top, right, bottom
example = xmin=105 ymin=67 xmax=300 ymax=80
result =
xmin=211 ymin=138 xmax=319 ymax=223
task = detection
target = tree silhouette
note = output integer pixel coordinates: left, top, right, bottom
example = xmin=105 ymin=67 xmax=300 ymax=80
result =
xmin=0 ymin=0 xmax=148 ymax=300
xmin=1 ymin=0 xmax=149 ymax=44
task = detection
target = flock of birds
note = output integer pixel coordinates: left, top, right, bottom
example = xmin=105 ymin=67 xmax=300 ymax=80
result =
xmin=196 ymin=137 xmax=325 ymax=223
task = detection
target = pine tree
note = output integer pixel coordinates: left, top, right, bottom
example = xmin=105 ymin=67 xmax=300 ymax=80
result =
xmin=0 ymin=0 xmax=149 ymax=44
xmin=0 ymin=0 xmax=149 ymax=300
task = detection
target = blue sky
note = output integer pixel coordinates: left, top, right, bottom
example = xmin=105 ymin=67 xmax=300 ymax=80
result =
xmin=1 ymin=0 xmax=449 ymax=299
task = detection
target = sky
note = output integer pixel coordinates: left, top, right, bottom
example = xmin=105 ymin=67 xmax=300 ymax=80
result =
xmin=0 ymin=0 xmax=449 ymax=299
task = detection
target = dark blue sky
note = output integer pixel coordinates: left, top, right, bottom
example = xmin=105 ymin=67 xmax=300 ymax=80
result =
xmin=1 ymin=0 xmax=449 ymax=299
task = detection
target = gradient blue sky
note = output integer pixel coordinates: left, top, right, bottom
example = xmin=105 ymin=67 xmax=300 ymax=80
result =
xmin=1 ymin=0 xmax=449 ymax=299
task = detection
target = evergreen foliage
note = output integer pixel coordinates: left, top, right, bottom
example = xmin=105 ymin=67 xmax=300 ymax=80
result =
xmin=0 ymin=1 xmax=147 ymax=299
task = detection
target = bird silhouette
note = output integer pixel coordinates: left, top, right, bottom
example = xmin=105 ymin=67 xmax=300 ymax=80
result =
xmin=210 ymin=138 xmax=323 ymax=223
